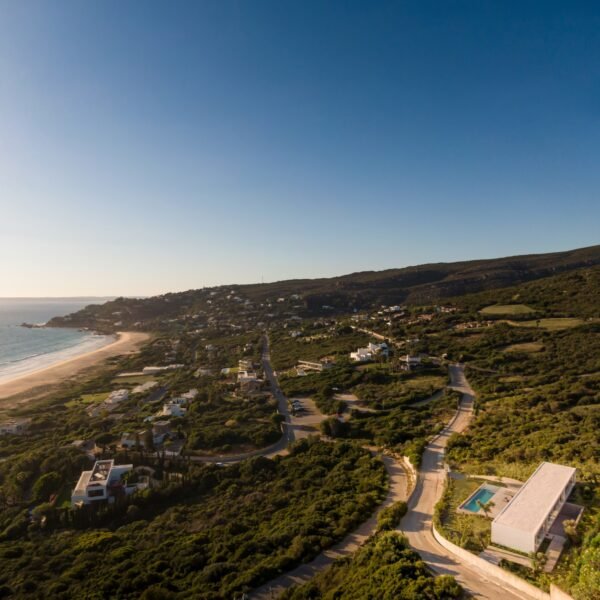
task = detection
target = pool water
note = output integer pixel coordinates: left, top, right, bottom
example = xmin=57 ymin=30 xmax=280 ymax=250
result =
xmin=462 ymin=487 xmax=495 ymax=513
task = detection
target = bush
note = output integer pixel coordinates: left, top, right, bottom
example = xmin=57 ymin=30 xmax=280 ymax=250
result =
xmin=377 ymin=501 xmax=408 ymax=532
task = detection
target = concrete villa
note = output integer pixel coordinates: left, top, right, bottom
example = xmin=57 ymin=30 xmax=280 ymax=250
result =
xmin=160 ymin=402 xmax=187 ymax=418
xmin=71 ymin=459 xmax=142 ymax=506
xmin=350 ymin=342 xmax=388 ymax=362
xmin=491 ymin=462 xmax=578 ymax=554
xmin=105 ymin=389 xmax=129 ymax=405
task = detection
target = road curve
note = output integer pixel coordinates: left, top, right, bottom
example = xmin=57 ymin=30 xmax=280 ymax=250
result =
xmin=250 ymin=453 xmax=408 ymax=599
xmin=400 ymin=365 xmax=537 ymax=600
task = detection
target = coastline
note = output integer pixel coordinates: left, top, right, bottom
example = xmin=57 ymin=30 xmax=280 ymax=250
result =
xmin=0 ymin=331 xmax=150 ymax=402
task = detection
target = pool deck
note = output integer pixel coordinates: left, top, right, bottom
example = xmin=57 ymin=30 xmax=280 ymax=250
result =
xmin=458 ymin=483 xmax=517 ymax=517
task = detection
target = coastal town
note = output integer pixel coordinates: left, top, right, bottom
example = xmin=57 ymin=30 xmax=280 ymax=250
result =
xmin=0 ymin=259 xmax=597 ymax=600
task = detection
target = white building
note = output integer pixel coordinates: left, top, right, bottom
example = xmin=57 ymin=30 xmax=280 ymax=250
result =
xmin=350 ymin=347 xmax=373 ymax=362
xmin=106 ymin=389 xmax=129 ymax=405
xmin=133 ymin=381 xmax=158 ymax=394
xmin=121 ymin=421 xmax=171 ymax=449
xmin=350 ymin=342 xmax=388 ymax=362
xmin=401 ymin=354 xmax=422 ymax=369
xmin=71 ymin=459 xmax=138 ymax=506
xmin=142 ymin=364 xmax=184 ymax=375
xmin=160 ymin=403 xmax=187 ymax=418
xmin=491 ymin=462 xmax=576 ymax=554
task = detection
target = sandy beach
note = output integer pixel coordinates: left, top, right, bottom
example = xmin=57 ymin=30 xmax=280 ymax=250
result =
xmin=0 ymin=331 xmax=150 ymax=403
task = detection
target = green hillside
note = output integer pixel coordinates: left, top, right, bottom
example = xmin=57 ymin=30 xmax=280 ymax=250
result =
xmin=47 ymin=244 xmax=600 ymax=332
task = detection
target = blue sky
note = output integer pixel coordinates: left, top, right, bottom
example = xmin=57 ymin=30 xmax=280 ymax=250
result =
xmin=1 ymin=1 xmax=599 ymax=296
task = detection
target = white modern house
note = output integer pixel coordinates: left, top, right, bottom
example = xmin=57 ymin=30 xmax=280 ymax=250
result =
xmin=491 ymin=462 xmax=576 ymax=554
xmin=160 ymin=402 xmax=187 ymax=418
xmin=106 ymin=389 xmax=129 ymax=405
xmin=142 ymin=364 xmax=184 ymax=375
xmin=350 ymin=342 xmax=388 ymax=362
xmin=400 ymin=354 xmax=422 ymax=369
xmin=71 ymin=459 xmax=138 ymax=506
xmin=179 ymin=388 xmax=198 ymax=401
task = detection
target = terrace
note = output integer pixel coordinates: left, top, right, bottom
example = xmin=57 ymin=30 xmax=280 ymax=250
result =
xmin=458 ymin=483 xmax=515 ymax=518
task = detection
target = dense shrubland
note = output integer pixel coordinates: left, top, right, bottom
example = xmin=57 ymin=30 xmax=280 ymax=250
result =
xmin=281 ymin=531 xmax=462 ymax=599
xmin=0 ymin=439 xmax=387 ymax=599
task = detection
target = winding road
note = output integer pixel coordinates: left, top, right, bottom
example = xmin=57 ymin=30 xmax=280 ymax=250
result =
xmin=400 ymin=365 xmax=537 ymax=600
xmin=250 ymin=452 xmax=408 ymax=599
xmin=195 ymin=345 xmax=544 ymax=599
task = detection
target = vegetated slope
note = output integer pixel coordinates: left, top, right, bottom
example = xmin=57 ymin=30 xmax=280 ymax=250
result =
xmin=452 ymin=264 xmax=600 ymax=318
xmin=259 ymin=243 xmax=600 ymax=310
xmin=47 ymin=245 xmax=600 ymax=331
xmin=0 ymin=440 xmax=387 ymax=599
xmin=280 ymin=530 xmax=461 ymax=600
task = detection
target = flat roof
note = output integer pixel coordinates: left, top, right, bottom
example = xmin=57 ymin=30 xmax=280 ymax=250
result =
xmin=73 ymin=470 xmax=93 ymax=495
xmin=493 ymin=462 xmax=576 ymax=535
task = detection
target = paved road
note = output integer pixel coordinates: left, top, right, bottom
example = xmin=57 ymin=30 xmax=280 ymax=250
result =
xmin=261 ymin=335 xmax=294 ymax=448
xmin=191 ymin=336 xmax=293 ymax=464
xmin=250 ymin=453 xmax=408 ymax=599
xmin=400 ymin=365 xmax=536 ymax=600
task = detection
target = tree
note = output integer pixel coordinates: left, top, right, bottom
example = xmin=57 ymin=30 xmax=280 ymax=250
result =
xmin=476 ymin=499 xmax=495 ymax=518
xmin=562 ymin=519 xmax=580 ymax=545
xmin=434 ymin=575 xmax=462 ymax=598
xmin=452 ymin=514 xmax=474 ymax=548
xmin=32 ymin=472 xmax=62 ymax=503
xmin=573 ymin=545 xmax=600 ymax=600
xmin=144 ymin=428 xmax=155 ymax=452
xmin=530 ymin=551 xmax=547 ymax=575
xmin=96 ymin=432 xmax=113 ymax=452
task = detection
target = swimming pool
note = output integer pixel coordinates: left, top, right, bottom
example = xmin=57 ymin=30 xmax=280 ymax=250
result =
xmin=462 ymin=486 xmax=496 ymax=513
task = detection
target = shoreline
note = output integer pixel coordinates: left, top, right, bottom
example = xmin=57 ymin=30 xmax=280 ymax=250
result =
xmin=0 ymin=331 xmax=150 ymax=402
xmin=0 ymin=329 xmax=114 ymax=381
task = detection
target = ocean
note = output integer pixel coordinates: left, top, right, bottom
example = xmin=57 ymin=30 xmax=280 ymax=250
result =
xmin=0 ymin=298 xmax=115 ymax=384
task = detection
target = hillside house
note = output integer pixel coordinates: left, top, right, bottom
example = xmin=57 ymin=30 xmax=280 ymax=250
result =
xmin=142 ymin=364 xmax=184 ymax=375
xmin=491 ymin=462 xmax=578 ymax=554
xmin=71 ymin=459 xmax=144 ymax=506
xmin=160 ymin=403 xmax=187 ymax=418
xmin=401 ymin=355 xmax=422 ymax=369
xmin=350 ymin=342 xmax=388 ymax=362
xmin=106 ymin=389 xmax=129 ymax=405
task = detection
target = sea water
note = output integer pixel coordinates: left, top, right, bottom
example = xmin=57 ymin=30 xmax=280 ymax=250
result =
xmin=0 ymin=298 xmax=114 ymax=383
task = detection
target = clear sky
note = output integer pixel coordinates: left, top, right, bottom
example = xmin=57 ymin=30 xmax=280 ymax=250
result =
xmin=1 ymin=1 xmax=599 ymax=296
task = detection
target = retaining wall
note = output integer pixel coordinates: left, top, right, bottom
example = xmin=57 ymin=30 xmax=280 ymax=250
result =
xmin=432 ymin=525 xmax=551 ymax=600
xmin=549 ymin=584 xmax=574 ymax=600
xmin=432 ymin=525 xmax=574 ymax=600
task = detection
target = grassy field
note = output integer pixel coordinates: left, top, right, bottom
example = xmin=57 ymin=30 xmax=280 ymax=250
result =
xmin=498 ymin=375 xmax=526 ymax=383
xmin=111 ymin=374 xmax=156 ymax=384
xmin=506 ymin=318 xmax=585 ymax=330
xmin=479 ymin=304 xmax=534 ymax=315
xmin=404 ymin=373 xmax=448 ymax=391
xmin=66 ymin=391 xmax=108 ymax=407
xmin=502 ymin=342 xmax=544 ymax=353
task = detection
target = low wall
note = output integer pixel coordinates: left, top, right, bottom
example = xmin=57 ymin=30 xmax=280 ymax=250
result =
xmin=432 ymin=525 xmax=550 ymax=600
xmin=401 ymin=456 xmax=418 ymax=501
xmin=550 ymin=584 xmax=574 ymax=600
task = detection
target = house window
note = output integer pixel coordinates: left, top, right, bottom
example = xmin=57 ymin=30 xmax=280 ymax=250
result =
xmin=88 ymin=489 xmax=105 ymax=498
